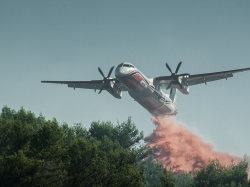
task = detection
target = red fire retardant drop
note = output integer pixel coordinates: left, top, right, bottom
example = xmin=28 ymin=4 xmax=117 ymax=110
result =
xmin=144 ymin=116 xmax=241 ymax=174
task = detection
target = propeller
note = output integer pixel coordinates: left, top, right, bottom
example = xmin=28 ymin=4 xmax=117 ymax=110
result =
xmin=166 ymin=61 xmax=190 ymax=90
xmin=97 ymin=66 xmax=115 ymax=94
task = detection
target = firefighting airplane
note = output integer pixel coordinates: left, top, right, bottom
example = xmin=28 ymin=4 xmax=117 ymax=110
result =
xmin=41 ymin=62 xmax=250 ymax=116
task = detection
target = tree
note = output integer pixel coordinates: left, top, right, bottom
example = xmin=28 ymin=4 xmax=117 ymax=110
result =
xmin=0 ymin=107 xmax=34 ymax=157
xmin=89 ymin=117 xmax=151 ymax=161
xmin=0 ymin=107 xmax=66 ymax=187
xmin=73 ymin=122 xmax=88 ymax=139
xmin=175 ymin=171 xmax=194 ymax=187
xmin=158 ymin=168 xmax=176 ymax=187
xmin=0 ymin=150 xmax=43 ymax=187
xmin=89 ymin=117 xmax=143 ymax=148
xmin=65 ymin=138 xmax=109 ymax=187
xmin=144 ymin=156 xmax=164 ymax=187
xmin=0 ymin=106 xmax=150 ymax=187
xmin=194 ymin=158 xmax=249 ymax=187
xmin=0 ymin=106 xmax=15 ymax=120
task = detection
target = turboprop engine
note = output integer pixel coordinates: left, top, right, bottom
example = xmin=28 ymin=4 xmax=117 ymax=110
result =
xmin=173 ymin=76 xmax=189 ymax=95
xmin=97 ymin=66 xmax=122 ymax=99
xmin=165 ymin=61 xmax=190 ymax=95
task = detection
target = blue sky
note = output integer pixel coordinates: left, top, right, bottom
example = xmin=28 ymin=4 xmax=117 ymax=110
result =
xmin=1 ymin=0 xmax=250 ymax=156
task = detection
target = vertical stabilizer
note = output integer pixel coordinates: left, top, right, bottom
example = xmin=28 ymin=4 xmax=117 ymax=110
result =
xmin=170 ymin=88 xmax=177 ymax=106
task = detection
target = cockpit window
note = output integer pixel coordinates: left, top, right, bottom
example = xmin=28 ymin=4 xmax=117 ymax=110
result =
xmin=117 ymin=63 xmax=123 ymax=68
xmin=123 ymin=64 xmax=135 ymax=68
xmin=117 ymin=63 xmax=135 ymax=68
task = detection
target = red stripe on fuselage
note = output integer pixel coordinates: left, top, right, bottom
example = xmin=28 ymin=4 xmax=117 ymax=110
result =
xmin=126 ymin=71 xmax=155 ymax=91
xmin=160 ymin=98 xmax=171 ymax=105
xmin=121 ymin=70 xmax=173 ymax=106
xmin=120 ymin=70 xmax=157 ymax=93
xmin=127 ymin=69 xmax=138 ymax=76
xmin=119 ymin=71 xmax=144 ymax=90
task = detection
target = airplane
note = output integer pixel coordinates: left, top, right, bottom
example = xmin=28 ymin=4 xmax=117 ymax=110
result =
xmin=41 ymin=62 xmax=250 ymax=116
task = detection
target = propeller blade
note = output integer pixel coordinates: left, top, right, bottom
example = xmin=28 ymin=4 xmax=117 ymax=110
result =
xmin=175 ymin=61 xmax=182 ymax=74
xmin=107 ymin=66 xmax=114 ymax=78
xmin=98 ymin=85 xmax=105 ymax=94
xmin=166 ymin=80 xmax=173 ymax=90
xmin=166 ymin=63 xmax=173 ymax=73
xmin=98 ymin=67 xmax=105 ymax=78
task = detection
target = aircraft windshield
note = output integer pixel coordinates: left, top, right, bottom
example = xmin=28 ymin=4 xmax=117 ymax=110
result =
xmin=117 ymin=64 xmax=124 ymax=68
xmin=123 ymin=64 xmax=135 ymax=68
xmin=117 ymin=63 xmax=135 ymax=68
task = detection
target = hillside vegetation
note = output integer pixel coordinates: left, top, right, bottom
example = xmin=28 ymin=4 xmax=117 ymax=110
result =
xmin=0 ymin=106 xmax=249 ymax=187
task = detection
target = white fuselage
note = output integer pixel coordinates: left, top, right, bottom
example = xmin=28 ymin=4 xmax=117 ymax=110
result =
xmin=115 ymin=63 xmax=178 ymax=116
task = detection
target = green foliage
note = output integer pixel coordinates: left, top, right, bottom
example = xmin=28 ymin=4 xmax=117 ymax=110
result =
xmin=144 ymin=156 xmax=164 ymax=187
xmin=29 ymin=119 xmax=64 ymax=160
xmin=1 ymin=106 xmax=15 ymax=120
xmin=66 ymin=138 xmax=108 ymax=186
xmin=73 ymin=122 xmax=88 ymax=139
xmin=0 ymin=106 xmax=148 ymax=187
xmin=89 ymin=117 xmax=152 ymax=161
xmin=194 ymin=158 xmax=249 ymax=187
xmin=0 ymin=150 xmax=44 ymax=187
xmin=144 ymin=156 xmax=177 ymax=187
xmin=158 ymin=168 xmax=176 ymax=187
xmin=0 ymin=107 xmax=34 ymax=157
xmin=1 ymin=106 xmax=249 ymax=187
xmin=89 ymin=117 xmax=143 ymax=149
xmin=175 ymin=172 xmax=194 ymax=187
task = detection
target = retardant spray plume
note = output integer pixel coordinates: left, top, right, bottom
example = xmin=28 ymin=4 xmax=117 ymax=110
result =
xmin=144 ymin=116 xmax=241 ymax=174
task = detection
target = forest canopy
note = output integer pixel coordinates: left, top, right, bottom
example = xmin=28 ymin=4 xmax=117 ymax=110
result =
xmin=0 ymin=106 xmax=249 ymax=187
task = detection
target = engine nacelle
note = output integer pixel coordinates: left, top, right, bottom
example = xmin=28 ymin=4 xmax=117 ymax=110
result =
xmin=173 ymin=78 xmax=189 ymax=95
xmin=107 ymin=82 xmax=122 ymax=99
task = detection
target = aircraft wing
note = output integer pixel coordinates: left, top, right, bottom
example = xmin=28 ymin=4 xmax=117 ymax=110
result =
xmin=41 ymin=79 xmax=128 ymax=91
xmin=154 ymin=67 xmax=250 ymax=88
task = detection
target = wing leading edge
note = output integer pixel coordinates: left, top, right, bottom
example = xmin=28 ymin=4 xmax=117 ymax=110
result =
xmin=154 ymin=67 xmax=250 ymax=88
xmin=41 ymin=80 xmax=128 ymax=91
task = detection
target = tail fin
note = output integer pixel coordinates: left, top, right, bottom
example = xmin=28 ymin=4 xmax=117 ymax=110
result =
xmin=170 ymin=88 xmax=177 ymax=106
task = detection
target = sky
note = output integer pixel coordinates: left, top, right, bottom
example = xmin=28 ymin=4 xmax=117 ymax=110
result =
xmin=1 ymin=0 xmax=250 ymax=157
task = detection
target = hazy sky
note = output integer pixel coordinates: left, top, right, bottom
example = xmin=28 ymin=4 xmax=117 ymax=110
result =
xmin=1 ymin=0 xmax=250 ymax=156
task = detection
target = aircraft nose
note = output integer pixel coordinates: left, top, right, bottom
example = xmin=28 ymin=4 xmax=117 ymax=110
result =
xmin=115 ymin=66 xmax=128 ymax=78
